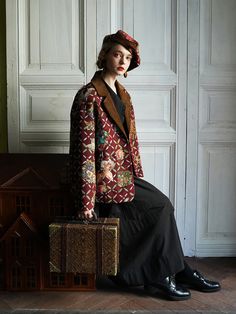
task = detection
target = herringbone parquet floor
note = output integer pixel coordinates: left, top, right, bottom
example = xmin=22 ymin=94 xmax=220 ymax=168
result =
xmin=0 ymin=258 xmax=235 ymax=314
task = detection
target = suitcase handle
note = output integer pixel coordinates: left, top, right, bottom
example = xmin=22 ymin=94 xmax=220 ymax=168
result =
xmin=54 ymin=211 xmax=98 ymax=224
xmin=77 ymin=211 xmax=98 ymax=223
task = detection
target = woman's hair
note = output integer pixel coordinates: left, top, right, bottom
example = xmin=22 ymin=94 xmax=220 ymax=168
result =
xmin=97 ymin=30 xmax=140 ymax=72
xmin=96 ymin=41 xmax=132 ymax=70
xmin=96 ymin=41 xmax=115 ymax=69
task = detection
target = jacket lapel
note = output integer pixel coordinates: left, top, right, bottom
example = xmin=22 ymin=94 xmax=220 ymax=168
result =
xmin=115 ymin=80 xmax=131 ymax=136
xmin=91 ymin=71 xmax=131 ymax=138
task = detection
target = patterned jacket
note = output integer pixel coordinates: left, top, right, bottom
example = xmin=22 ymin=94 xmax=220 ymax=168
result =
xmin=69 ymin=70 xmax=144 ymax=212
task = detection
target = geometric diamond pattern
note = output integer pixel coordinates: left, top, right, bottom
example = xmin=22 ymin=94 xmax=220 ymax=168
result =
xmin=69 ymin=72 xmax=144 ymax=212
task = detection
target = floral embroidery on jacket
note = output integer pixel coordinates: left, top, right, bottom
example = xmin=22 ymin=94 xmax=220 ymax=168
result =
xmin=97 ymin=184 xmax=108 ymax=193
xmin=116 ymin=148 xmax=124 ymax=160
xmin=117 ymin=171 xmax=132 ymax=187
xmin=133 ymin=154 xmax=141 ymax=167
xmin=84 ymin=120 xmax=94 ymax=131
xmin=84 ymin=88 xmax=95 ymax=98
xmin=96 ymin=129 xmax=109 ymax=146
xmin=97 ymin=159 xmax=115 ymax=182
xmin=83 ymin=138 xmax=95 ymax=152
xmin=81 ymin=160 xmax=96 ymax=184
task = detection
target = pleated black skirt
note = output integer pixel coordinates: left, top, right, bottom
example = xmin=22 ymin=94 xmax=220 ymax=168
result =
xmin=95 ymin=176 xmax=185 ymax=286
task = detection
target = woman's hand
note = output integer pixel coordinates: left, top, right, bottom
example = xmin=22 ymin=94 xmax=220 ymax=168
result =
xmin=77 ymin=209 xmax=95 ymax=220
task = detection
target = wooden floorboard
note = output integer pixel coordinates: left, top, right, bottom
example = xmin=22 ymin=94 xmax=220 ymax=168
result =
xmin=0 ymin=257 xmax=235 ymax=313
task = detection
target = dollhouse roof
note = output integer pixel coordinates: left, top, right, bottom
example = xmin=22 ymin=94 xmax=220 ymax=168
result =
xmin=0 ymin=153 xmax=69 ymax=190
xmin=1 ymin=167 xmax=50 ymax=189
xmin=0 ymin=212 xmax=38 ymax=241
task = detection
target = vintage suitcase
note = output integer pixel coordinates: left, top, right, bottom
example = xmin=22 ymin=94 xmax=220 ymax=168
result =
xmin=49 ymin=217 xmax=119 ymax=275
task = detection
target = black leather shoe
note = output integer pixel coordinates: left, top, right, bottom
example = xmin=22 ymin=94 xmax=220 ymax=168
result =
xmin=144 ymin=276 xmax=191 ymax=301
xmin=176 ymin=270 xmax=221 ymax=292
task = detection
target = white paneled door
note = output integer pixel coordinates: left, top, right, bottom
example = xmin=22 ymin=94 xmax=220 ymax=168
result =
xmin=6 ymin=0 xmax=236 ymax=256
xmin=186 ymin=0 xmax=236 ymax=256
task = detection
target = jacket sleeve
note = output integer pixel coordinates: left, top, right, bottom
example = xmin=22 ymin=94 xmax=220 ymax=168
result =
xmin=129 ymin=99 xmax=144 ymax=178
xmin=69 ymin=88 xmax=96 ymax=212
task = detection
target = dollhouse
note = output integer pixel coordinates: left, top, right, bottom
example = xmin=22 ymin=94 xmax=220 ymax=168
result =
xmin=0 ymin=153 xmax=95 ymax=291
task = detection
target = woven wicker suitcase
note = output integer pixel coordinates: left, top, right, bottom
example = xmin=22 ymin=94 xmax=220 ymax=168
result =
xmin=49 ymin=217 xmax=119 ymax=275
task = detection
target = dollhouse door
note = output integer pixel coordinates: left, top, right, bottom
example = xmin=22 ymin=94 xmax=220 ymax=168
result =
xmin=6 ymin=0 xmax=236 ymax=257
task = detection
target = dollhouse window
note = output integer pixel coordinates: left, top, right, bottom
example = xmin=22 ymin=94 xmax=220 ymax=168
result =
xmin=49 ymin=198 xmax=64 ymax=217
xmin=11 ymin=266 xmax=21 ymax=289
xmin=51 ymin=273 xmax=65 ymax=286
xmin=25 ymin=239 xmax=34 ymax=257
xmin=11 ymin=237 xmax=20 ymax=257
xmin=16 ymin=195 xmax=31 ymax=214
xmin=26 ymin=267 xmax=36 ymax=288
xmin=74 ymin=274 xmax=81 ymax=286
xmin=81 ymin=275 xmax=88 ymax=285
xmin=73 ymin=274 xmax=88 ymax=286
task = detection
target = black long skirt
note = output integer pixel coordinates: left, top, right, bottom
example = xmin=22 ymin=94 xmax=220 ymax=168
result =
xmin=95 ymin=176 xmax=185 ymax=286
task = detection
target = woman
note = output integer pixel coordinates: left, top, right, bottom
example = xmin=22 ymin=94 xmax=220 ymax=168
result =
xmin=69 ymin=30 xmax=220 ymax=300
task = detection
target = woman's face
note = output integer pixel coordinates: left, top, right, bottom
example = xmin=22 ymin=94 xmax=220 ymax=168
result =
xmin=104 ymin=44 xmax=132 ymax=76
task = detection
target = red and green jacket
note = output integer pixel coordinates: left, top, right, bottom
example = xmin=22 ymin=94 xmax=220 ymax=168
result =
xmin=69 ymin=71 xmax=144 ymax=212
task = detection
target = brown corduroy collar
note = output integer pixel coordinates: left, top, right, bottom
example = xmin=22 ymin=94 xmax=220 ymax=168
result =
xmin=91 ymin=71 xmax=131 ymax=138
